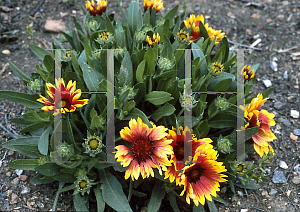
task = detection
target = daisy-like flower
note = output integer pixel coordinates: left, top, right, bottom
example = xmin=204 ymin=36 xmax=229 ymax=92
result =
xmin=95 ymin=32 xmax=114 ymax=46
xmin=176 ymin=29 xmax=190 ymax=43
xmin=184 ymin=14 xmax=204 ymax=43
xmin=75 ymin=175 xmax=92 ymax=195
xmin=211 ymin=62 xmax=224 ymax=75
xmin=146 ymin=33 xmax=160 ymax=47
xmin=179 ymin=144 xmax=227 ymax=206
xmin=86 ymin=0 xmax=107 ymax=16
xmin=240 ymin=94 xmax=277 ymax=157
xmin=179 ymin=90 xmax=198 ymax=111
xmin=37 ymin=78 xmax=89 ymax=116
xmin=114 ymin=117 xmax=173 ymax=181
xmin=144 ymin=0 xmax=163 ymax=14
xmin=242 ymin=65 xmax=255 ymax=82
xmin=236 ymin=162 xmax=246 ymax=174
xmin=83 ymin=135 xmax=105 ymax=157
xmin=164 ymin=126 xmax=213 ymax=185
xmin=206 ymin=26 xmax=225 ymax=45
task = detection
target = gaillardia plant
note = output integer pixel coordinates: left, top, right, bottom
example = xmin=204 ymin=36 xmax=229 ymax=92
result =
xmin=0 ymin=0 xmax=276 ymax=211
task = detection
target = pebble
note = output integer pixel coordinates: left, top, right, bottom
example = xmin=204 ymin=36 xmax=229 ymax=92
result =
xmin=36 ymin=202 xmax=44 ymax=209
xmin=21 ymin=187 xmax=30 ymax=195
xmin=194 ymin=5 xmax=200 ymax=12
xmin=221 ymin=186 xmax=227 ymax=194
xmin=8 ymin=151 xmax=14 ymax=156
xmin=274 ymin=101 xmax=284 ymax=110
xmin=292 ymin=176 xmax=300 ymax=184
xmin=290 ymin=110 xmax=299 ymax=119
xmin=2 ymin=49 xmax=10 ymax=55
xmin=263 ymin=79 xmax=272 ymax=88
xmin=293 ymin=129 xmax=300 ymax=136
xmin=11 ymin=177 xmax=19 ymax=185
xmin=283 ymin=70 xmax=288 ymax=79
xmin=282 ymin=0 xmax=289 ymax=5
xmin=270 ymin=60 xmax=278 ymax=71
xmin=11 ymin=193 xmax=20 ymax=204
xmin=6 ymin=171 xmax=12 ymax=177
xmin=44 ymin=19 xmax=66 ymax=32
xmin=272 ymin=171 xmax=287 ymax=183
xmin=279 ymin=161 xmax=288 ymax=169
xmin=16 ymin=169 xmax=23 ymax=176
xmin=19 ymin=175 xmax=28 ymax=181
xmin=9 ymin=44 xmax=20 ymax=52
xmin=290 ymin=133 xmax=298 ymax=141
xmin=269 ymin=188 xmax=277 ymax=195
xmin=279 ymin=118 xmax=291 ymax=127
xmin=237 ymin=190 xmax=243 ymax=196
xmin=294 ymin=164 xmax=300 ymax=173
xmin=264 ymin=168 xmax=271 ymax=175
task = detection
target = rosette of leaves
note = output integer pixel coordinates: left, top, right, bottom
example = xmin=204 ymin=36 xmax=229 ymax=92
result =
xmin=0 ymin=1 xmax=276 ymax=211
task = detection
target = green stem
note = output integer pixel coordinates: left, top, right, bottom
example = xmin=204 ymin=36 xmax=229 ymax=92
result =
xmin=128 ymin=180 xmax=133 ymax=202
xmin=52 ymin=182 xmax=64 ymax=211
xmin=115 ymin=0 xmax=128 ymax=23
xmin=177 ymin=108 xmax=184 ymax=119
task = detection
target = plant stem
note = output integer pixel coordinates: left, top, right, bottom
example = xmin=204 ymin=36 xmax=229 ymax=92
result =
xmin=115 ymin=0 xmax=128 ymax=23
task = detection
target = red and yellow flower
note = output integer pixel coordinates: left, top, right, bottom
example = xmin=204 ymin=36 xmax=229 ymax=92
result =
xmin=86 ymin=0 xmax=107 ymax=16
xmin=179 ymin=144 xmax=227 ymax=206
xmin=164 ymin=126 xmax=213 ymax=185
xmin=144 ymin=0 xmax=163 ymax=13
xmin=37 ymin=78 xmax=89 ymax=116
xmin=146 ymin=33 xmax=160 ymax=47
xmin=242 ymin=65 xmax=255 ymax=81
xmin=114 ymin=118 xmax=173 ymax=181
xmin=206 ymin=26 xmax=225 ymax=45
xmin=241 ymin=94 xmax=277 ymax=157
xmin=184 ymin=14 xmax=204 ymax=43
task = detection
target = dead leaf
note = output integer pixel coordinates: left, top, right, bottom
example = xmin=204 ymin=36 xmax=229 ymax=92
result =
xmin=44 ymin=19 xmax=66 ymax=32
xmin=251 ymin=14 xmax=260 ymax=19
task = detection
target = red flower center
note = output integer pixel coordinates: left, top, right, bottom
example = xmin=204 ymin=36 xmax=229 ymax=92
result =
xmin=60 ymin=99 xmax=71 ymax=110
xmin=173 ymin=142 xmax=184 ymax=161
xmin=131 ymin=133 xmax=154 ymax=163
xmin=185 ymin=164 xmax=206 ymax=184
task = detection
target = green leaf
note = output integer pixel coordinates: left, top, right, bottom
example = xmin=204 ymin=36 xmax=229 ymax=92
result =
xmin=7 ymin=159 xmax=40 ymax=170
xmin=20 ymin=122 xmax=48 ymax=133
xmin=54 ymin=173 xmax=76 ymax=183
xmin=43 ymin=55 xmax=54 ymax=73
xmin=29 ymin=43 xmax=54 ymax=60
xmin=144 ymin=47 xmax=155 ymax=76
xmin=127 ymin=1 xmax=142 ymax=36
xmin=35 ymin=163 xmax=61 ymax=176
xmin=245 ymin=126 xmax=260 ymax=141
xmin=0 ymin=91 xmax=43 ymax=109
xmin=151 ymin=103 xmax=175 ymax=122
xmin=161 ymin=35 xmax=173 ymax=60
xmin=57 ymin=184 xmax=77 ymax=194
xmin=235 ymin=179 xmax=260 ymax=190
xmin=208 ymin=72 xmax=235 ymax=91
xmin=9 ymin=117 xmax=34 ymax=126
xmin=84 ymin=39 xmax=94 ymax=68
xmin=124 ymin=108 xmax=152 ymax=128
xmin=106 ymin=16 xmax=116 ymax=36
xmin=72 ymin=30 xmax=83 ymax=52
xmin=213 ymin=195 xmax=226 ymax=205
xmin=1 ymin=136 xmax=39 ymax=150
xmin=208 ymin=114 xmax=237 ymax=128
xmin=12 ymin=144 xmax=41 ymax=158
xmin=30 ymin=174 xmax=55 ymax=184
xmin=38 ymin=125 xmax=51 ymax=155
xmin=94 ymin=185 xmax=105 ymax=212
xmin=261 ymin=87 xmax=274 ymax=99
xmin=207 ymin=199 xmax=218 ymax=212
xmin=123 ymin=100 xmax=136 ymax=114
xmin=198 ymin=21 xmax=209 ymax=42
xmin=167 ymin=192 xmax=180 ymax=212
xmin=193 ymin=204 xmax=205 ymax=212
xmin=74 ymin=194 xmax=89 ymax=212
xmin=80 ymin=62 xmax=105 ymax=91
xmin=191 ymin=43 xmax=207 ymax=75
xmin=132 ymin=190 xmax=147 ymax=197
xmin=73 ymin=16 xmax=84 ymax=34
xmin=88 ymin=158 xmax=98 ymax=172
xmin=145 ymin=91 xmax=173 ymax=105
xmin=100 ymin=169 xmax=133 ymax=212
xmin=119 ymin=51 xmax=133 ymax=86
xmin=143 ymin=9 xmax=150 ymax=26
xmin=147 ymin=180 xmax=166 ymax=212
xmin=164 ymin=5 xmax=179 ymax=22
xmin=136 ymin=59 xmax=146 ymax=83
xmin=66 ymin=116 xmax=81 ymax=154
xmin=195 ymin=120 xmax=210 ymax=138
xmin=7 ymin=59 xmax=31 ymax=82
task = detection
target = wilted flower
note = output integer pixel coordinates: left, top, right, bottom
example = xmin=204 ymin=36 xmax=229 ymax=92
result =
xmin=215 ymin=96 xmax=230 ymax=111
xmin=211 ymin=62 xmax=224 ymax=75
xmin=144 ymin=0 xmax=163 ymax=14
xmin=216 ymin=135 xmax=232 ymax=154
xmin=38 ymin=156 xmax=47 ymax=165
xmin=86 ymin=0 xmax=107 ymax=16
xmin=95 ymin=32 xmax=114 ymax=46
xmin=37 ymin=78 xmax=89 ymax=116
xmin=242 ymin=65 xmax=255 ymax=81
xmin=179 ymin=144 xmax=227 ymax=206
xmin=157 ymin=57 xmax=174 ymax=71
xmin=176 ymin=29 xmax=190 ymax=43
xmin=118 ymin=84 xmax=137 ymax=102
xmin=143 ymin=26 xmax=153 ymax=33
xmin=114 ymin=118 xmax=173 ymax=181
xmin=83 ymin=135 xmax=104 ymax=157
xmin=146 ymin=33 xmax=160 ymax=47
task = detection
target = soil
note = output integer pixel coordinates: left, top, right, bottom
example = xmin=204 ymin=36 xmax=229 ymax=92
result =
xmin=0 ymin=0 xmax=300 ymax=211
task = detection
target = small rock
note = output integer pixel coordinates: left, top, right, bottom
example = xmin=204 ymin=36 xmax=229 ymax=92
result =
xmin=282 ymin=1 xmax=289 ymax=5
xmin=277 ymin=14 xmax=284 ymax=19
xmin=270 ymin=60 xmax=278 ymax=71
xmin=237 ymin=190 xmax=243 ymax=196
xmin=294 ymin=199 xmax=299 ymax=203
xmin=286 ymin=190 xmax=291 ymax=196
xmin=290 ymin=110 xmax=299 ymax=118
xmin=264 ymin=168 xmax=271 ymax=175
xmin=11 ymin=193 xmax=20 ymax=204
xmin=283 ymin=70 xmax=288 ymax=79
xmin=16 ymin=169 xmax=23 ymax=176
xmin=269 ymin=188 xmax=277 ymax=195
xmin=290 ymin=133 xmax=298 ymax=141
xmin=2 ymin=49 xmax=10 ymax=55
xmin=292 ymin=176 xmax=300 ymax=184
xmin=263 ymin=79 xmax=272 ymax=88
xmin=251 ymin=14 xmax=260 ymax=19
xmin=36 ymin=202 xmax=44 ymax=209
xmin=279 ymin=118 xmax=291 ymax=127
xmin=6 ymin=171 xmax=12 ymax=177
xmin=272 ymin=171 xmax=287 ymax=183
xmin=241 ymin=210 xmax=248 ymax=212
xmin=194 ymin=5 xmax=200 ymax=12
xmin=293 ymin=129 xmax=300 ymax=136
xmin=9 ymin=44 xmax=20 ymax=52
xmin=11 ymin=177 xmax=19 ymax=185
xmin=60 ymin=12 xmax=68 ymax=17
xmin=21 ymin=187 xmax=30 ymax=195
xmin=8 ymin=151 xmax=14 ymax=156
xmin=274 ymin=101 xmax=284 ymax=110
xmin=44 ymin=19 xmax=66 ymax=32
xmin=221 ymin=186 xmax=227 ymax=194
xmin=262 ymin=190 xmax=270 ymax=198
xmin=294 ymin=164 xmax=300 ymax=173
xmin=72 ymin=10 xmax=77 ymax=14
xmin=279 ymin=161 xmax=288 ymax=169
xmin=19 ymin=175 xmax=28 ymax=181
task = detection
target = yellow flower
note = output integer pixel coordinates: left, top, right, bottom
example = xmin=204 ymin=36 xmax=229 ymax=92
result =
xmin=144 ymin=0 xmax=163 ymax=14
xmin=86 ymin=0 xmax=107 ymax=16
xmin=184 ymin=14 xmax=204 ymax=43
xmin=114 ymin=118 xmax=173 ymax=181
xmin=37 ymin=78 xmax=89 ymax=116
xmin=242 ymin=65 xmax=255 ymax=81
xmin=146 ymin=33 xmax=160 ymax=47
xmin=206 ymin=26 xmax=225 ymax=45
xmin=211 ymin=62 xmax=224 ymax=75
xmin=177 ymin=29 xmax=190 ymax=42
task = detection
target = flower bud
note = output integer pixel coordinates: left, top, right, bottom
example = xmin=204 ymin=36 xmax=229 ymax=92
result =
xmin=157 ymin=57 xmax=175 ymax=71
xmin=83 ymin=135 xmax=104 ymax=157
xmin=27 ymin=79 xmax=42 ymax=93
xmin=215 ymin=96 xmax=230 ymax=111
xmin=217 ymin=136 xmax=232 ymax=154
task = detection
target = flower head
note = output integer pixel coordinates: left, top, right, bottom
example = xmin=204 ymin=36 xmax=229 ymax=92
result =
xmin=37 ymin=78 xmax=89 ymax=116
xmin=144 ymin=0 xmax=163 ymax=14
xmin=27 ymin=78 xmax=42 ymax=93
xmin=96 ymin=31 xmax=114 ymax=46
xmin=86 ymin=0 xmax=107 ymax=16
xmin=134 ymin=31 xmax=147 ymax=43
xmin=242 ymin=65 xmax=255 ymax=82
xmin=216 ymin=135 xmax=232 ymax=154
xmin=179 ymin=144 xmax=227 ymax=206
xmin=75 ymin=175 xmax=92 ymax=195
xmin=215 ymin=96 xmax=230 ymax=111
xmin=211 ymin=62 xmax=224 ymax=75
xmin=164 ymin=126 xmax=213 ymax=185
xmin=146 ymin=33 xmax=160 ymax=47
xmin=184 ymin=14 xmax=204 ymax=42
xmin=236 ymin=162 xmax=246 ymax=174
xmin=157 ymin=57 xmax=175 ymax=71
xmin=83 ymin=135 xmax=104 ymax=157
xmin=241 ymin=94 xmax=277 ymax=157
xmin=176 ymin=29 xmax=190 ymax=43
xmin=206 ymin=26 xmax=225 ymax=45
xmin=114 ymin=118 xmax=173 ymax=181
xmin=179 ymin=90 xmax=198 ymax=111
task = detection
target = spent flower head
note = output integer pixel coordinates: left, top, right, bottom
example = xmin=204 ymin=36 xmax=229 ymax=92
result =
xmin=215 ymin=96 xmax=230 ymax=111
xmin=216 ymin=135 xmax=232 ymax=154
xmin=134 ymin=31 xmax=147 ymax=43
